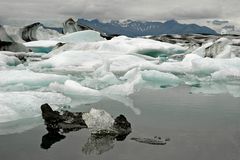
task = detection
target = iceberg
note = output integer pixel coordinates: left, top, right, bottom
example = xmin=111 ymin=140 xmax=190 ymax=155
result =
xmin=31 ymin=51 xmax=103 ymax=71
xmin=211 ymin=68 xmax=240 ymax=82
xmin=0 ymin=53 xmax=21 ymax=68
xmin=0 ymin=91 xmax=71 ymax=123
xmin=192 ymin=38 xmax=234 ymax=58
xmin=35 ymin=26 xmax=61 ymax=40
xmin=191 ymin=82 xmax=240 ymax=98
xmin=23 ymin=40 xmax=60 ymax=53
xmin=82 ymin=108 xmax=115 ymax=131
xmin=191 ymin=57 xmax=240 ymax=75
xmin=0 ymin=116 xmax=42 ymax=135
xmin=57 ymin=30 xmax=105 ymax=43
xmin=0 ymin=70 xmax=68 ymax=89
xmin=49 ymin=80 xmax=102 ymax=101
xmin=141 ymin=70 xmax=181 ymax=87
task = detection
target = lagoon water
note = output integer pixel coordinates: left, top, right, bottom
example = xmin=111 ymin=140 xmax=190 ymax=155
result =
xmin=1 ymin=86 xmax=240 ymax=160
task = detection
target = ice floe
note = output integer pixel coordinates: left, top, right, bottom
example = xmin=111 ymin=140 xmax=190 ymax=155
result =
xmin=0 ymin=53 xmax=21 ymax=68
xmin=82 ymin=108 xmax=115 ymax=131
xmin=0 ymin=70 xmax=69 ymax=90
xmin=0 ymin=91 xmax=71 ymax=123
xmin=57 ymin=30 xmax=105 ymax=43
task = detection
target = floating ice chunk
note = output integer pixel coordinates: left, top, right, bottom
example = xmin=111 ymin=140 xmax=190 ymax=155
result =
xmin=211 ymin=68 xmax=240 ymax=81
xmin=158 ymin=55 xmax=240 ymax=75
xmin=141 ymin=70 xmax=181 ymax=87
xmin=192 ymin=38 xmax=232 ymax=58
xmin=148 ymin=54 xmax=202 ymax=74
xmin=48 ymin=35 xmax=185 ymax=58
xmin=57 ymin=30 xmax=105 ymax=43
xmin=2 ymin=25 xmax=26 ymax=43
xmin=94 ymin=61 xmax=111 ymax=77
xmin=190 ymin=42 xmax=213 ymax=57
xmin=50 ymin=80 xmax=102 ymax=99
xmin=215 ymin=45 xmax=232 ymax=58
xmin=120 ymin=67 xmax=140 ymax=81
xmin=33 ymin=50 xmax=156 ymax=74
xmin=101 ymin=36 xmax=186 ymax=55
xmin=31 ymin=51 xmax=103 ymax=71
xmin=0 ymin=117 xmax=42 ymax=135
xmin=109 ymin=55 xmax=156 ymax=73
xmin=35 ymin=26 xmax=62 ymax=40
xmin=191 ymin=57 xmax=240 ymax=75
xmin=205 ymin=38 xmax=232 ymax=58
xmin=182 ymin=54 xmax=203 ymax=62
xmin=102 ymin=70 xmax=143 ymax=96
xmin=191 ymin=83 xmax=240 ymax=97
xmin=0 ymin=91 xmax=71 ymax=123
xmin=24 ymin=40 xmax=60 ymax=48
xmin=98 ymin=74 xmax=119 ymax=85
xmin=82 ymin=108 xmax=115 ymax=131
xmin=0 ymin=53 xmax=21 ymax=67
xmin=24 ymin=40 xmax=60 ymax=53
xmin=0 ymin=70 xmax=68 ymax=88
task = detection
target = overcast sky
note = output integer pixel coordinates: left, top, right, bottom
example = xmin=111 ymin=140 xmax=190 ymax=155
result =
xmin=0 ymin=0 xmax=239 ymax=26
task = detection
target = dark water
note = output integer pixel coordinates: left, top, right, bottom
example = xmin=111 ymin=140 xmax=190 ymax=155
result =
xmin=1 ymin=86 xmax=240 ymax=160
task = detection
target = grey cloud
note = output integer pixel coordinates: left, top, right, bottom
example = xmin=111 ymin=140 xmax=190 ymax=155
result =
xmin=0 ymin=0 xmax=239 ymax=26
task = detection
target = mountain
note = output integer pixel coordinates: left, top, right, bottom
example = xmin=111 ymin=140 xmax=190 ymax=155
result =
xmin=77 ymin=19 xmax=217 ymax=37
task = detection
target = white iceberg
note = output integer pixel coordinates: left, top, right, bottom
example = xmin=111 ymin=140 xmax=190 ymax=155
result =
xmin=211 ymin=68 xmax=240 ymax=82
xmin=24 ymin=40 xmax=60 ymax=48
xmin=35 ymin=26 xmax=62 ymax=40
xmin=31 ymin=51 xmax=103 ymax=72
xmin=0 ymin=53 xmax=21 ymax=68
xmin=57 ymin=30 xmax=105 ymax=43
xmin=82 ymin=108 xmax=115 ymax=131
xmin=141 ymin=70 xmax=181 ymax=87
xmin=0 ymin=91 xmax=71 ymax=123
xmin=49 ymin=80 xmax=102 ymax=100
xmin=0 ymin=70 xmax=69 ymax=89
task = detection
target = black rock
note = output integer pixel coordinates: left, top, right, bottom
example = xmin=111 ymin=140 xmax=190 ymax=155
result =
xmin=41 ymin=103 xmax=87 ymax=132
xmin=41 ymin=130 xmax=65 ymax=149
xmin=131 ymin=137 xmax=167 ymax=145
xmin=113 ymin=114 xmax=131 ymax=135
xmin=40 ymin=103 xmax=132 ymax=150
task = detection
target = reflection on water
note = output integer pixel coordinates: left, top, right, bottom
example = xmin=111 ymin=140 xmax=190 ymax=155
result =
xmin=41 ymin=129 xmax=65 ymax=149
xmin=40 ymin=104 xmax=131 ymax=154
xmin=82 ymin=135 xmax=115 ymax=155
xmin=40 ymin=127 xmax=129 ymax=155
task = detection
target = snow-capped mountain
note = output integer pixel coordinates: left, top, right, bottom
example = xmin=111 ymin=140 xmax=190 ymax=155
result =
xmin=77 ymin=19 xmax=217 ymax=37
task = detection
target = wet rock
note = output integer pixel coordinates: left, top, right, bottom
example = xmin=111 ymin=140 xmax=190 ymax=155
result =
xmin=82 ymin=134 xmax=115 ymax=155
xmin=40 ymin=103 xmax=132 ymax=150
xmin=41 ymin=130 xmax=65 ymax=149
xmin=100 ymin=32 xmax=119 ymax=40
xmin=113 ymin=114 xmax=131 ymax=135
xmin=131 ymin=137 xmax=168 ymax=145
xmin=41 ymin=103 xmax=87 ymax=132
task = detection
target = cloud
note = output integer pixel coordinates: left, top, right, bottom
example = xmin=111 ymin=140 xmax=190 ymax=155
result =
xmin=0 ymin=0 xmax=239 ymax=26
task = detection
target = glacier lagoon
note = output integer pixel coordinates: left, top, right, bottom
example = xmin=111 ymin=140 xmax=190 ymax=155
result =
xmin=0 ymin=88 xmax=240 ymax=160
xmin=0 ymin=24 xmax=240 ymax=159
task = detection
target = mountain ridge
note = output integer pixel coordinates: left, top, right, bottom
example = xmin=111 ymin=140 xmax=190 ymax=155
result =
xmin=77 ymin=19 xmax=218 ymax=37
